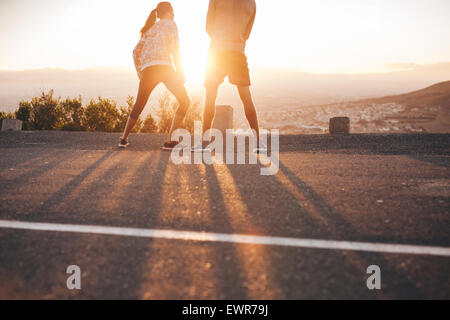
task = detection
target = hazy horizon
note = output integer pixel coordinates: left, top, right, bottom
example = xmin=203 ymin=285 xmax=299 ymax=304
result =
xmin=2 ymin=60 xmax=449 ymax=76
xmin=1 ymin=61 xmax=449 ymax=114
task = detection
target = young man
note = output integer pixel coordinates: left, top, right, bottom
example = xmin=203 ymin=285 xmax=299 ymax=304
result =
xmin=196 ymin=0 xmax=265 ymax=152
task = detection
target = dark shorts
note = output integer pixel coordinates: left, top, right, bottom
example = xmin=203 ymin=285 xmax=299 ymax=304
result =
xmin=204 ymin=50 xmax=251 ymax=87
xmin=141 ymin=65 xmax=183 ymax=86
xmin=130 ymin=65 xmax=189 ymax=120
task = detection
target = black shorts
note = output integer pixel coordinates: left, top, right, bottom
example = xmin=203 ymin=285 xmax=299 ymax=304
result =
xmin=204 ymin=50 xmax=251 ymax=87
xmin=141 ymin=65 xmax=183 ymax=86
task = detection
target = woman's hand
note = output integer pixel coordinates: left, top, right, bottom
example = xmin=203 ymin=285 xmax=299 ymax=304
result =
xmin=172 ymin=49 xmax=186 ymax=83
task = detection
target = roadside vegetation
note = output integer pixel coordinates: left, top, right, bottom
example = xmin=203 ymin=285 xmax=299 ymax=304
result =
xmin=1 ymin=90 xmax=202 ymax=134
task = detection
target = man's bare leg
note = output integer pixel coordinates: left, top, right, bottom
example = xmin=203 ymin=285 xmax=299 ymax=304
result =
xmin=202 ymin=84 xmax=219 ymax=134
xmin=237 ymin=86 xmax=260 ymax=140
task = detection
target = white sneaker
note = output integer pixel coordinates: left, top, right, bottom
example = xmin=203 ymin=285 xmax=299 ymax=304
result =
xmin=192 ymin=141 xmax=211 ymax=153
xmin=253 ymin=142 xmax=268 ymax=154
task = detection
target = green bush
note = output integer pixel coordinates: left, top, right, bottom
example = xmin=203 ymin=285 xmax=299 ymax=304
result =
xmin=29 ymin=90 xmax=64 ymax=130
xmin=154 ymin=91 xmax=202 ymax=134
xmin=183 ymin=97 xmax=203 ymax=134
xmin=141 ymin=113 xmax=158 ymax=133
xmin=7 ymin=89 xmax=203 ymax=134
xmin=84 ymin=97 xmax=120 ymax=132
xmin=156 ymin=91 xmax=177 ymax=133
xmin=60 ymin=96 xmax=85 ymax=131
xmin=15 ymin=102 xmax=32 ymax=130
xmin=0 ymin=111 xmax=16 ymax=120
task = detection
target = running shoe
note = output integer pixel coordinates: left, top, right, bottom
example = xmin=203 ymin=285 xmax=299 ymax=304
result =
xmin=253 ymin=141 xmax=268 ymax=154
xmin=191 ymin=141 xmax=212 ymax=153
xmin=118 ymin=138 xmax=129 ymax=149
xmin=162 ymin=141 xmax=182 ymax=151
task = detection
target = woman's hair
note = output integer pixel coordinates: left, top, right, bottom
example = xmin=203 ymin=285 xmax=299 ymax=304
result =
xmin=140 ymin=2 xmax=174 ymax=36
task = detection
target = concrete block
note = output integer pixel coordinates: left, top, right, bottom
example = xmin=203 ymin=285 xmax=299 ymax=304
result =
xmin=212 ymin=105 xmax=233 ymax=135
xmin=1 ymin=119 xmax=23 ymax=131
xmin=329 ymin=117 xmax=350 ymax=134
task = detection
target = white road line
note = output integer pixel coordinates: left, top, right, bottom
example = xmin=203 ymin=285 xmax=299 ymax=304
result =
xmin=0 ymin=220 xmax=449 ymax=257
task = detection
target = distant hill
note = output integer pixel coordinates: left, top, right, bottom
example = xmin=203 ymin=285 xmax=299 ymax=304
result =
xmin=248 ymin=81 xmax=450 ymax=134
xmin=1 ymin=62 xmax=450 ymax=114
xmin=361 ymin=81 xmax=450 ymax=109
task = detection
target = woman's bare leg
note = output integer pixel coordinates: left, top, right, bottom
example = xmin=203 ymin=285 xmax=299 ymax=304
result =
xmin=121 ymin=117 xmax=138 ymax=142
xmin=164 ymin=80 xmax=191 ymax=142
xmin=121 ymin=71 xmax=158 ymax=141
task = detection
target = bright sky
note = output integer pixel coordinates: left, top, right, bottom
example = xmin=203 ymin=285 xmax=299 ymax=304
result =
xmin=1 ymin=0 xmax=449 ymax=82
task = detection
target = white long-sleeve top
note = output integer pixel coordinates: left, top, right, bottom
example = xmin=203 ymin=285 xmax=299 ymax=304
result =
xmin=133 ymin=18 xmax=180 ymax=78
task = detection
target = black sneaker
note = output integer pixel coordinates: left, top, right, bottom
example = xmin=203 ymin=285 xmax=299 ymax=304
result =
xmin=118 ymin=138 xmax=129 ymax=148
xmin=162 ymin=141 xmax=182 ymax=151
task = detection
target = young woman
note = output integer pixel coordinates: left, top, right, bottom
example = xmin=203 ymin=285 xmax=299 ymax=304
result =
xmin=119 ymin=2 xmax=190 ymax=150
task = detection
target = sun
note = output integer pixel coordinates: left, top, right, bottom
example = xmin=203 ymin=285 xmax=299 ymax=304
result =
xmin=181 ymin=47 xmax=208 ymax=84
xmin=176 ymin=14 xmax=210 ymax=84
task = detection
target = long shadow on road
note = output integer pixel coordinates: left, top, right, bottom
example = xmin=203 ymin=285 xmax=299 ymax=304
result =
xmin=224 ymin=159 xmax=432 ymax=299
xmin=0 ymin=149 xmax=87 ymax=198
xmin=0 ymin=150 xmax=170 ymax=299
xmin=0 ymin=148 xmax=54 ymax=172
xmin=28 ymin=150 xmax=114 ymax=220
xmin=203 ymin=164 xmax=250 ymax=299
xmin=65 ymin=151 xmax=170 ymax=298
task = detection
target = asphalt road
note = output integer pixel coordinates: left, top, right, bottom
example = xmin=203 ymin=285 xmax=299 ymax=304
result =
xmin=0 ymin=131 xmax=449 ymax=299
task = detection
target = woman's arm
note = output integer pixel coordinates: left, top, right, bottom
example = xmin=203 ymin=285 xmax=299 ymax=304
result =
xmin=133 ymin=39 xmax=145 ymax=79
xmin=172 ymin=49 xmax=185 ymax=83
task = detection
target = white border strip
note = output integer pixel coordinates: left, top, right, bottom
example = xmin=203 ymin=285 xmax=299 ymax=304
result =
xmin=1 ymin=220 xmax=450 ymax=257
